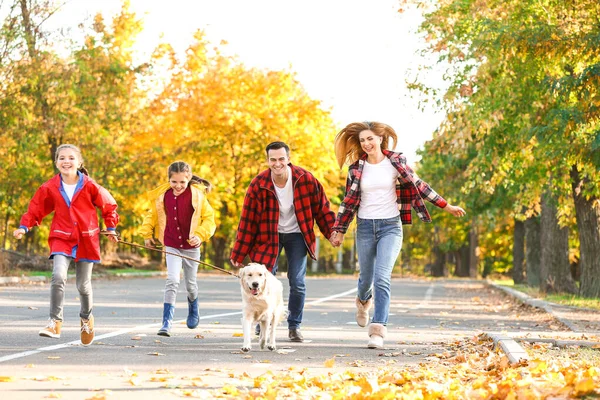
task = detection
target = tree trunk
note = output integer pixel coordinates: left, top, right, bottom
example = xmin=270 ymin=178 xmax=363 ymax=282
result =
xmin=453 ymin=245 xmax=470 ymax=277
xmin=431 ymin=245 xmax=446 ymax=277
xmin=524 ymin=215 xmax=541 ymax=287
xmin=468 ymin=223 xmax=478 ymax=278
xmin=210 ymin=236 xmax=228 ymax=271
xmin=570 ymin=165 xmax=600 ymax=298
xmin=512 ymin=219 xmax=525 ymax=284
xmin=540 ymin=191 xmax=577 ymax=294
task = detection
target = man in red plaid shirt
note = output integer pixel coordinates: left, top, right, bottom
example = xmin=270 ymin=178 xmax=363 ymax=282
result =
xmin=230 ymin=141 xmax=336 ymax=342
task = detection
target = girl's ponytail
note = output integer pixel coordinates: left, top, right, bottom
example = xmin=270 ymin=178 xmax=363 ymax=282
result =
xmin=168 ymin=161 xmax=211 ymax=193
xmin=190 ymin=175 xmax=212 ymax=193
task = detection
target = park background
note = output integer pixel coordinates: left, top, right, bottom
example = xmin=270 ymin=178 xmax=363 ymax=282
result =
xmin=1 ymin=0 xmax=599 ymax=301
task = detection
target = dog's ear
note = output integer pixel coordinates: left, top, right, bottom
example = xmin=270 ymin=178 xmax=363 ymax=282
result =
xmin=238 ymin=266 xmax=245 ymax=279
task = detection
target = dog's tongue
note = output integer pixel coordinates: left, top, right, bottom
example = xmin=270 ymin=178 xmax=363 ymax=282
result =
xmin=251 ymin=288 xmax=259 ymax=295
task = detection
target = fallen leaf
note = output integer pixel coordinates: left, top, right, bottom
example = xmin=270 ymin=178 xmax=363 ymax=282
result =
xmin=232 ymin=333 xmax=243 ymax=337
xmin=324 ymin=358 xmax=335 ymax=367
xmin=147 ymin=352 xmax=165 ymax=356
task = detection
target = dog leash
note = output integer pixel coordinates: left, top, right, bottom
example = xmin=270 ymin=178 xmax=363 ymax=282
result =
xmin=100 ymin=231 xmax=239 ymax=278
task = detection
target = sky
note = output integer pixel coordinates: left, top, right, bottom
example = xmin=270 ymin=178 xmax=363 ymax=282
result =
xmin=50 ymin=0 xmax=445 ymax=163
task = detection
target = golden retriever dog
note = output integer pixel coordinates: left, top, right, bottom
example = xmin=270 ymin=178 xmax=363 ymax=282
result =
xmin=239 ymin=263 xmax=285 ymax=352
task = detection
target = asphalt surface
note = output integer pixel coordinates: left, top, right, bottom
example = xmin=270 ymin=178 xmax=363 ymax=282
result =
xmin=0 ymin=275 xmax=591 ymax=399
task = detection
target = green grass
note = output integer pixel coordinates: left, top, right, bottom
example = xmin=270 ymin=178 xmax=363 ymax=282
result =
xmin=493 ymin=280 xmax=600 ymax=310
xmin=527 ymin=346 xmax=600 ymax=365
xmin=24 ymin=271 xmax=53 ymax=278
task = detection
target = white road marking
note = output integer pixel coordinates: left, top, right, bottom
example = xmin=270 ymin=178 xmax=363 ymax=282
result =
xmin=0 ymin=289 xmax=357 ymax=363
xmin=414 ymin=283 xmax=435 ymax=309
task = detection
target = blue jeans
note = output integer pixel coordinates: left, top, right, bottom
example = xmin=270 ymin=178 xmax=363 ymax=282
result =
xmin=356 ymin=216 xmax=403 ymax=325
xmin=272 ymin=232 xmax=307 ymax=330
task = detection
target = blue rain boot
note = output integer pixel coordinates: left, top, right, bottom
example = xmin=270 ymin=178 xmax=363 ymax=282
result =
xmin=187 ymin=297 xmax=199 ymax=329
xmin=157 ymin=303 xmax=175 ymax=337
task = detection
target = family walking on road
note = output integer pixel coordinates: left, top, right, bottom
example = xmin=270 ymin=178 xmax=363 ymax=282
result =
xmin=13 ymin=121 xmax=465 ymax=349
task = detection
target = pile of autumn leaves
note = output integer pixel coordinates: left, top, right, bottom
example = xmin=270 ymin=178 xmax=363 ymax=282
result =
xmin=176 ymin=334 xmax=599 ymax=399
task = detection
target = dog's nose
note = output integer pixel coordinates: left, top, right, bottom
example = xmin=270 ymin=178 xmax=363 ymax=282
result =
xmin=252 ymin=282 xmax=259 ymax=288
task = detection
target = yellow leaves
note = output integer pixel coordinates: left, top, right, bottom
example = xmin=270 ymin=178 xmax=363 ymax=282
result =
xmin=573 ymin=378 xmax=596 ymax=396
xmin=0 ymin=376 xmax=14 ymax=382
xmin=232 ymin=332 xmax=244 ymax=337
xmin=323 ymin=358 xmax=335 ymax=368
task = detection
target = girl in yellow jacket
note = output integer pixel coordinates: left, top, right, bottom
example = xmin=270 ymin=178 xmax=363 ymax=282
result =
xmin=139 ymin=161 xmax=216 ymax=336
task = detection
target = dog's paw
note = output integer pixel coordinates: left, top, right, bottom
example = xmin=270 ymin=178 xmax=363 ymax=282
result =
xmin=241 ymin=346 xmax=251 ymax=353
xmin=267 ymin=345 xmax=276 ymax=351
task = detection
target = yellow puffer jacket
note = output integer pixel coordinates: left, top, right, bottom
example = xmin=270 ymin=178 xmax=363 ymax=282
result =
xmin=138 ymin=182 xmax=216 ymax=244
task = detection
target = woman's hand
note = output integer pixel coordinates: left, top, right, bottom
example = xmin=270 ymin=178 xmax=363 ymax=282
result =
xmin=329 ymin=231 xmax=344 ymax=247
xmin=13 ymin=228 xmax=26 ymax=240
xmin=444 ymin=204 xmax=466 ymax=217
xmin=144 ymin=238 xmax=156 ymax=247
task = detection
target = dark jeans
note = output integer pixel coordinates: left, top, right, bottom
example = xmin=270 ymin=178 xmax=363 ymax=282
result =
xmin=272 ymin=232 xmax=308 ymax=330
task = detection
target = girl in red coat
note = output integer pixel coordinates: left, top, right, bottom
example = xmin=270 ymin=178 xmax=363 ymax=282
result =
xmin=13 ymin=144 xmax=119 ymax=346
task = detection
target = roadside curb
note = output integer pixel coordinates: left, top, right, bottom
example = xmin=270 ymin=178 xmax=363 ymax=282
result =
xmin=486 ymin=281 xmax=579 ymax=332
xmin=0 ymin=271 xmax=164 ymax=285
xmin=0 ymin=276 xmax=47 ymax=284
xmin=485 ymin=333 xmax=530 ymax=364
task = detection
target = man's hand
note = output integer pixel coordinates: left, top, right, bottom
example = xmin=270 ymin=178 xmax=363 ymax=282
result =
xmin=329 ymin=231 xmax=344 ymax=247
xmin=230 ymin=259 xmax=244 ymax=268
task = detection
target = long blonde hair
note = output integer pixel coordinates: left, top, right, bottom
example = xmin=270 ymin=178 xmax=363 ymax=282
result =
xmin=334 ymin=121 xmax=398 ymax=168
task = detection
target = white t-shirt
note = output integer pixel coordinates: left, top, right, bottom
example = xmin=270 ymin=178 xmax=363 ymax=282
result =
xmin=358 ymin=158 xmax=400 ymax=219
xmin=274 ymin=166 xmax=300 ymax=233
xmin=63 ymin=182 xmax=77 ymax=202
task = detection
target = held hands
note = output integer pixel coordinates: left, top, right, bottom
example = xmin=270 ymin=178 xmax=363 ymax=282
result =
xmin=444 ymin=204 xmax=467 ymax=218
xmin=329 ymin=231 xmax=344 ymax=247
xmin=13 ymin=228 xmax=26 ymax=240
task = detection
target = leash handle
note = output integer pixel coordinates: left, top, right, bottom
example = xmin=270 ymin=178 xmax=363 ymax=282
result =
xmin=100 ymin=231 xmax=239 ymax=278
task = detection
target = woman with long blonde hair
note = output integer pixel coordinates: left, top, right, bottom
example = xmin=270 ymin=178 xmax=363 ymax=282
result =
xmin=330 ymin=121 xmax=466 ymax=349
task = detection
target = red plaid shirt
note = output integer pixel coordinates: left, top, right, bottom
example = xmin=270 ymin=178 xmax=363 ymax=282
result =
xmin=333 ymin=150 xmax=448 ymax=233
xmin=230 ymin=164 xmax=336 ymax=271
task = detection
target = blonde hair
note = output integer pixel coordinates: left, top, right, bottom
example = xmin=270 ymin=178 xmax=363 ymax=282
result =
xmin=55 ymin=144 xmax=88 ymax=175
xmin=334 ymin=121 xmax=398 ymax=168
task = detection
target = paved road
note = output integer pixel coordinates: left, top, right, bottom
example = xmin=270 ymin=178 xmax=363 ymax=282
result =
xmin=0 ymin=275 xmax=563 ymax=399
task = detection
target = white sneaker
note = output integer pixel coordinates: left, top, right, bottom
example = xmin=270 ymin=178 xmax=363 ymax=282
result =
xmin=367 ymin=334 xmax=384 ymax=349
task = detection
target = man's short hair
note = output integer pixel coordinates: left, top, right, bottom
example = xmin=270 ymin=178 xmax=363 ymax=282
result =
xmin=265 ymin=141 xmax=290 ymax=157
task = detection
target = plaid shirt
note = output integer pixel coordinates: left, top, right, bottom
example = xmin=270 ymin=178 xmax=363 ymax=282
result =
xmin=230 ymin=163 xmax=336 ymax=271
xmin=333 ymin=150 xmax=448 ymax=233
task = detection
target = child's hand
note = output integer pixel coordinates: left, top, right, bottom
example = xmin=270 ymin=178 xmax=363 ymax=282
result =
xmin=188 ymin=235 xmax=201 ymax=248
xmin=13 ymin=228 xmax=26 ymax=240
xmin=105 ymin=232 xmax=120 ymax=243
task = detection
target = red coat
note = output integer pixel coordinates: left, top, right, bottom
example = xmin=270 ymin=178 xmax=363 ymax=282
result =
xmin=230 ymin=164 xmax=335 ymax=271
xmin=19 ymin=173 xmax=119 ymax=262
